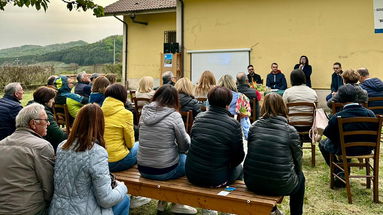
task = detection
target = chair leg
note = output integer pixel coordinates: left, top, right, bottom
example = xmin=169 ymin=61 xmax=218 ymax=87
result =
xmin=366 ymin=158 xmax=371 ymax=189
xmin=330 ymin=154 xmax=335 ymax=189
xmin=344 ymin=162 xmax=353 ymax=204
xmin=311 ymin=143 xmax=316 ymax=167
xmin=373 ymin=160 xmax=379 ymax=203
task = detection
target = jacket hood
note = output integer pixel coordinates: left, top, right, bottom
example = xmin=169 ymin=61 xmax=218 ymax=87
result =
xmin=362 ymin=78 xmax=383 ymax=91
xmin=141 ymin=102 xmax=175 ymax=125
xmin=54 ymin=76 xmax=71 ymax=93
xmin=271 ymin=70 xmax=282 ymax=74
xmin=101 ymin=97 xmax=125 ymax=116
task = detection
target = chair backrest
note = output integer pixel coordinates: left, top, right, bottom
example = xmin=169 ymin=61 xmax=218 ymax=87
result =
xmin=367 ymin=97 xmax=383 ymax=113
xmin=180 ymin=110 xmax=193 ymax=134
xmin=286 ymin=102 xmax=316 ymax=127
xmin=52 ymin=104 xmax=72 ymax=134
xmin=196 ymin=97 xmax=207 ymax=112
xmin=332 ymin=102 xmax=368 ymax=115
xmin=129 ymin=90 xmax=136 ymax=101
xmin=249 ymin=98 xmax=258 ymax=122
xmin=337 ymin=116 xmax=383 ymax=159
xmin=132 ymin=97 xmax=151 ymax=124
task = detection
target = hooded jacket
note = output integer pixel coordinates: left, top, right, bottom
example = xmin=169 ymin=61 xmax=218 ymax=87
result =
xmin=361 ymin=78 xmax=383 ymax=114
xmin=266 ymin=70 xmax=287 ymax=90
xmin=185 ymin=106 xmax=244 ymax=187
xmin=54 ymin=76 xmax=88 ymax=118
xmin=101 ymin=97 xmax=135 ymax=163
xmin=138 ymin=102 xmax=190 ymax=173
xmin=244 ymin=116 xmax=302 ymax=196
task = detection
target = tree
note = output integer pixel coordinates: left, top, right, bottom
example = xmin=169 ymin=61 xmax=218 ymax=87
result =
xmin=0 ymin=0 xmax=104 ymax=17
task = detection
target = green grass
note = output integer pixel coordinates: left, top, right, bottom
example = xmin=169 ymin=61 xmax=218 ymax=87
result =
xmin=22 ymin=90 xmax=34 ymax=106
xmin=21 ymin=90 xmax=383 ymax=214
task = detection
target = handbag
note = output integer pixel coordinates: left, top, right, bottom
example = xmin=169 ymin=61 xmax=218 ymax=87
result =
xmin=310 ymin=107 xmax=329 ymax=143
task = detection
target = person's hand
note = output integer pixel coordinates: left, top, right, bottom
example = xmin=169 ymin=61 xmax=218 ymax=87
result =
xmin=299 ymin=64 xmax=304 ymax=70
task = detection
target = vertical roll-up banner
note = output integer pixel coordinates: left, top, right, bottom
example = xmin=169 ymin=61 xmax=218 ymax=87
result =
xmin=374 ymin=0 xmax=383 ymax=33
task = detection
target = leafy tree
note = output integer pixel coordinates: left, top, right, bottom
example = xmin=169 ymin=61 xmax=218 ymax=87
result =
xmin=0 ymin=0 xmax=104 ymax=17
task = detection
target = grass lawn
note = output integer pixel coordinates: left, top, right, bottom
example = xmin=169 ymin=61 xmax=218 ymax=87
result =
xmin=21 ymin=90 xmax=383 ymax=214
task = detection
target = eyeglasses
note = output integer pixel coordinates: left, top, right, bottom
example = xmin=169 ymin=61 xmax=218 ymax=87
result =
xmin=333 ymin=67 xmax=340 ymax=70
xmin=248 ymin=69 xmax=254 ymax=71
xmin=34 ymin=118 xmax=49 ymax=123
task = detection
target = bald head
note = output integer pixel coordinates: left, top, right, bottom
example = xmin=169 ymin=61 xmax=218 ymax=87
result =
xmin=236 ymin=72 xmax=248 ymax=85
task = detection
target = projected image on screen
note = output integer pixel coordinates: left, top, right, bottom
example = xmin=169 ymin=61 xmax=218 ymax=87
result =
xmin=190 ymin=49 xmax=250 ymax=83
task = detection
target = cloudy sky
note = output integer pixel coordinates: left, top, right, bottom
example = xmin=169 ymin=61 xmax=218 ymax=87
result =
xmin=0 ymin=0 xmax=121 ymax=49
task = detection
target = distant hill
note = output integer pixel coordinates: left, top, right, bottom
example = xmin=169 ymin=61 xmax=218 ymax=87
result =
xmin=0 ymin=35 xmax=123 ymax=66
xmin=0 ymin=41 xmax=88 ymax=58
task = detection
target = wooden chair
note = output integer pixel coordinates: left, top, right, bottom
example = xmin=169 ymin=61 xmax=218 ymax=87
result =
xmin=367 ymin=97 xmax=383 ymax=113
xmin=330 ymin=116 xmax=383 ymax=203
xmin=196 ymin=97 xmax=207 ymax=112
xmin=249 ymin=98 xmax=258 ymax=123
xmin=129 ymin=90 xmax=136 ymax=101
xmin=52 ymin=104 xmax=72 ymax=134
xmin=286 ymin=102 xmax=316 ymax=166
xmin=180 ymin=110 xmax=193 ymax=134
xmin=132 ymin=97 xmax=151 ymax=124
xmin=331 ymin=102 xmax=368 ymax=115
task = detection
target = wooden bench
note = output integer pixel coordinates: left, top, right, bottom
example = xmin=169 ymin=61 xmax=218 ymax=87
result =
xmin=114 ymin=167 xmax=283 ymax=215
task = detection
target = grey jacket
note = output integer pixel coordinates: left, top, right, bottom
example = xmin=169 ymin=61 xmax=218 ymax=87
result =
xmin=0 ymin=128 xmax=55 ymax=215
xmin=138 ymin=102 xmax=190 ymax=169
xmin=49 ymin=141 xmax=127 ymax=215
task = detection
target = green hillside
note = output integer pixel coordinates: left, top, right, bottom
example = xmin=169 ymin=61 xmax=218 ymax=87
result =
xmin=0 ymin=35 xmax=123 ymax=66
xmin=0 ymin=40 xmax=88 ymax=58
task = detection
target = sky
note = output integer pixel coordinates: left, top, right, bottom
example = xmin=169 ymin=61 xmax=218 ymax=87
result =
xmin=0 ymin=0 xmax=122 ymax=50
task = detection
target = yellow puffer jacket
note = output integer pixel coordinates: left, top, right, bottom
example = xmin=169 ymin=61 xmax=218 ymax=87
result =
xmin=101 ymin=97 xmax=135 ymax=162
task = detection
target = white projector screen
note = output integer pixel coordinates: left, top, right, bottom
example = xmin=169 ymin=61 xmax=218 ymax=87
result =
xmin=188 ymin=48 xmax=251 ymax=84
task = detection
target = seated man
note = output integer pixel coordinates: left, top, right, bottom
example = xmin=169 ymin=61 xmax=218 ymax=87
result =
xmin=74 ymin=71 xmax=91 ymax=97
xmin=357 ymin=67 xmax=383 ymax=114
xmin=236 ymin=72 xmax=261 ymax=120
xmin=266 ymin=63 xmax=287 ymax=90
xmin=326 ymin=62 xmax=344 ymax=101
xmin=162 ymin=71 xmax=176 ymax=86
xmin=0 ymin=103 xmax=55 ymax=215
xmin=54 ymin=75 xmax=89 ymax=118
xmin=247 ymin=64 xmax=263 ymax=84
xmin=0 ymin=82 xmax=24 ymax=140
xmin=319 ymin=84 xmax=376 ymax=186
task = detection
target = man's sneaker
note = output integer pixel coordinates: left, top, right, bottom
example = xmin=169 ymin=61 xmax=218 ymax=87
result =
xmin=270 ymin=207 xmax=284 ymax=215
xmin=157 ymin=200 xmax=168 ymax=212
xmin=169 ymin=203 xmax=198 ymax=214
xmin=129 ymin=196 xmax=151 ymax=209
xmin=201 ymin=209 xmax=218 ymax=215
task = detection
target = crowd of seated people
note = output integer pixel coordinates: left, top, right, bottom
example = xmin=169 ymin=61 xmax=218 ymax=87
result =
xmin=1 ymin=62 xmax=383 ymax=215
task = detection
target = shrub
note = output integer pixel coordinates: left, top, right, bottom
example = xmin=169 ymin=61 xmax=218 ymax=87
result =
xmin=0 ymin=65 xmax=54 ymax=89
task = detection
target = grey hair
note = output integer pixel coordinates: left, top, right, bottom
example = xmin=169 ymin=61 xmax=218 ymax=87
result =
xmin=4 ymin=82 xmax=22 ymax=97
xmin=15 ymin=103 xmax=45 ymax=128
xmin=357 ymin=67 xmax=369 ymax=77
xmin=236 ymin=72 xmax=248 ymax=85
xmin=77 ymin=71 xmax=87 ymax=82
xmin=162 ymin=71 xmax=174 ymax=83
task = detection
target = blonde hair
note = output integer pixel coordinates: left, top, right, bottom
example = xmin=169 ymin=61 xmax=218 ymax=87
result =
xmin=194 ymin=70 xmax=216 ymax=97
xmin=137 ymin=76 xmax=154 ymax=93
xmin=218 ymin=74 xmax=237 ymax=92
xmin=175 ymin=78 xmax=194 ymax=97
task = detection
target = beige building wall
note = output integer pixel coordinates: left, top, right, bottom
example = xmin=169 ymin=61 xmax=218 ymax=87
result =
xmin=124 ymin=12 xmax=176 ymax=89
xmin=183 ymin=0 xmax=383 ymax=89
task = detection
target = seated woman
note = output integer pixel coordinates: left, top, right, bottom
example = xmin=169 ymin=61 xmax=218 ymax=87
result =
xmin=194 ymin=70 xmax=216 ymax=99
xmin=135 ymin=76 xmax=155 ymax=107
xmin=327 ymin=69 xmax=368 ymax=109
xmin=283 ymin=69 xmax=318 ymax=136
xmin=244 ymin=93 xmax=305 ymax=215
xmin=49 ymin=104 xmax=130 ymax=215
xmin=186 ymin=86 xmax=244 ymax=187
xmin=138 ymin=84 xmax=197 ymax=214
xmin=89 ymin=76 xmax=110 ymax=106
xmin=175 ymin=78 xmax=201 ymax=117
xmin=29 ymin=86 xmax=67 ymax=152
xmin=218 ymin=74 xmax=251 ymax=139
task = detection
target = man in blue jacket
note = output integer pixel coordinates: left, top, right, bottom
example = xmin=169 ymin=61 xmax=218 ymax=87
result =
xmin=0 ymin=82 xmax=24 ymax=140
xmin=357 ymin=67 xmax=383 ymax=114
xmin=266 ymin=63 xmax=287 ymax=90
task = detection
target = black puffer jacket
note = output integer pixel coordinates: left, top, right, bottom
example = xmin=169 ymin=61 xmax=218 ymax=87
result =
xmin=185 ymin=106 xmax=244 ymax=187
xmin=179 ymin=93 xmax=201 ymax=117
xmin=244 ymin=116 xmax=302 ymax=196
